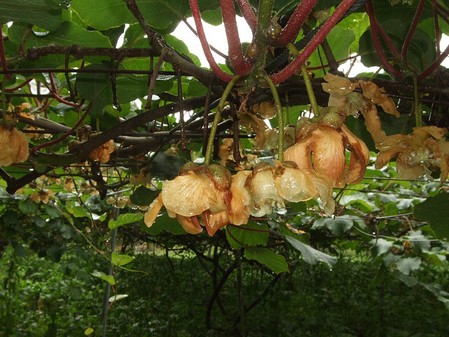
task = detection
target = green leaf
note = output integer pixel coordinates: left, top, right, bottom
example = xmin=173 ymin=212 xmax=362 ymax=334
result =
xmin=396 ymin=257 xmax=421 ymax=275
xmin=116 ymin=73 xmax=174 ymax=103
xmin=312 ymin=216 xmax=355 ymax=237
xmin=92 ymin=270 xmax=116 ymax=285
xmin=0 ymin=0 xmax=63 ymax=31
xmin=226 ymin=222 xmax=269 ymax=249
xmin=65 ymin=201 xmax=90 ymax=218
xmin=75 ymin=63 xmax=113 ymax=118
xmin=23 ymin=21 xmax=112 ymax=48
xmin=71 ymin=0 xmax=135 ymax=30
xmin=111 ymin=252 xmax=135 ymax=266
xmin=370 ymin=238 xmax=393 ymax=256
xmin=18 ymin=199 xmax=39 ymax=214
xmin=244 ymin=247 xmax=289 ymax=274
xmin=145 ymin=212 xmax=185 ymax=235
xmin=130 ymin=186 xmax=158 ymax=206
xmin=138 ymin=0 xmax=191 ymax=33
xmin=108 ymin=213 xmax=144 ymax=230
xmin=285 ymin=235 xmax=337 ymax=268
xmin=414 ymin=193 xmax=449 ymax=240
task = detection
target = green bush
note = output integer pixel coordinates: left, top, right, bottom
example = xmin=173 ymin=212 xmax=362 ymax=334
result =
xmin=2 ymin=247 xmax=449 ymax=337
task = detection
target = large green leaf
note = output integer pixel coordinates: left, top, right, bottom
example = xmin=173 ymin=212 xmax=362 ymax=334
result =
xmin=244 ymin=247 xmax=289 ymax=274
xmin=226 ymin=222 xmax=269 ymax=249
xmin=358 ymin=1 xmax=436 ymax=72
xmin=0 ymin=0 xmax=64 ymax=31
xmin=116 ymin=73 xmax=174 ymax=103
xmin=138 ymin=0 xmax=191 ymax=33
xmin=75 ymin=63 xmax=113 ymax=118
xmin=22 ymin=21 xmax=112 ymax=48
xmin=414 ymin=193 xmax=449 ymax=240
xmin=285 ymin=235 xmax=337 ymax=268
xmin=70 ymin=0 xmax=135 ymax=30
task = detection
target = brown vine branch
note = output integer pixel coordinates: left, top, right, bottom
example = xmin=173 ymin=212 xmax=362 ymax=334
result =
xmin=26 ymin=46 xmax=158 ymax=60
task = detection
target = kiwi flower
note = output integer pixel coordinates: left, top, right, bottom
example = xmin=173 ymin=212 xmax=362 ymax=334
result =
xmin=284 ymin=115 xmax=370 ymax=188
xmin=375 ymin=126 xmax=449 ymax=181
xmin=144 ymin=163 xmax=235 ymax=236
xmin=0 ymin=125 xmax=29 ymax=167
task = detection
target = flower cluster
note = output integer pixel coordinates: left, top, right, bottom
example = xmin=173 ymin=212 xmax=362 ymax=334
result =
xmin=144 ymin=161 xmax=335 ymax=236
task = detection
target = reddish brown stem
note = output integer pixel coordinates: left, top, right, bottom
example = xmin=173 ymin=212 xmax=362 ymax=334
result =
xmin=365 ymin=0 xmax=402 ymax=78
xmin=418 ymin=43 xmax=449 ymax=80
xmin=375 ymin=20 xmax=400 ymax=58
xmin=270 ymin=0 xmax=357 ymax=84
xmin=48 ymin=73 xmax=80 ymax=107
xmin=220 ymin=0 xmax=252 ymax=76
xmin=181 ymin=18 xmax=228 ymax=59
xmin=189 ymin=0 xmax=233 ymax=82
xmin=0 ymin=23 xmax=11 ymax=80
xmin=401 ymin=0 xmax=425 ymax=61
xmin=236 ymin=0 xmax=257 ymax=33
xmin=4 ymin=78 xmax=33 ymax=92
xmin=276 ymin=0 xmax=318 ymax=47
xmin=433 ymin=0 xmax=441 ymax=55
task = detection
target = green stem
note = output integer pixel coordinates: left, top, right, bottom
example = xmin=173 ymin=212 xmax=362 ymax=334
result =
xmin=204 ymin=75 xmax=241 ymax=165
xmin=264 ymin=75 xmax=284 ymax=162
xmin=256 ymin=0 xmax=274 ymax=37
xmin=287 ymin=43 xmax=320 ymax=116
xmin=251 ymin=0 xmax=274 ymax=72
xmin=413 ymin=75 xmax=422 ymax=127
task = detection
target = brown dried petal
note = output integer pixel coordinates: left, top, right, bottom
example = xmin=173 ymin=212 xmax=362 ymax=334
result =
xmin=359 ymin=81 xmax=400 ymax=117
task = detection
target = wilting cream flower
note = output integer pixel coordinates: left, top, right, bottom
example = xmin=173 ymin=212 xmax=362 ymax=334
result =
xmin=375 ymin=126 xmax=449 ymax=181
xmin=0 ymin=125 xmax=29 ymax=167
xmin=144 ymin=163 xmax=234 ymax=236
xmin=235 ymin=162 xmax=335 ymax=216
xmin=284 ymin=115 xmax=370 ymax=188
